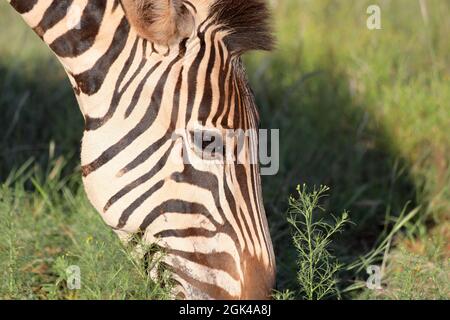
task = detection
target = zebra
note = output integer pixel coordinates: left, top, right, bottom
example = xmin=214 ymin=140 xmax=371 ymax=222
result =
xmin=6 ymin=0 xmax=276 ymax=299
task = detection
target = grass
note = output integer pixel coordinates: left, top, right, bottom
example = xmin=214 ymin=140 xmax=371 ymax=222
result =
xmin=0 ymin=0 xmax=449 ymax=299
xmin=284 ymin=185 xmax=351 ymax=300
xmin=0 ymin=159 xmax=172 ymax=299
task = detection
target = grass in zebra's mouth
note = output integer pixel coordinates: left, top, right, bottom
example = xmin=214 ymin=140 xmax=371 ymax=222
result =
xmin=0 ymin=0 xmax=449 ymax=299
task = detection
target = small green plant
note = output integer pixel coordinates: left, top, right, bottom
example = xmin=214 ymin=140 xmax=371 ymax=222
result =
xmin=279 ymin=184 xmax=423 ymax=300
xmin=286 ymin=184 xmax=350 ymax=300
xmin=272 ymin=289 xmax=295 ymax=300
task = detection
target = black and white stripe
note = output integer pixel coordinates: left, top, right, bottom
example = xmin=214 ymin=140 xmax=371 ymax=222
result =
xmin=8 ymin=0 xmax=275 ymax=299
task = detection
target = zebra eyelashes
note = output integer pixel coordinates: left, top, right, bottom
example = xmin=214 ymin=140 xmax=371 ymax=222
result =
xmin=188 ymin=129 xmax=227 ymax=161
xmin=187 ymin=128 xmax=256 ymax=165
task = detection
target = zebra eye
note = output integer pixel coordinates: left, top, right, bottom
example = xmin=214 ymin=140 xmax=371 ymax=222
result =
xmin=188 ymin=129 xmax=226 ymax=161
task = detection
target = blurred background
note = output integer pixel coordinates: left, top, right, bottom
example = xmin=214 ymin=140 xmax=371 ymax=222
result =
xmin=0 ymin=0 xmax=448 ymax=299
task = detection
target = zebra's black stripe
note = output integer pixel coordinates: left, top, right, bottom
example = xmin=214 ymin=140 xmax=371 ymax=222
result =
xmin=50 ymin=0 xmax=107 ymax=58
xmin=10 ymin=0 xmax=37 ymax=13
xmin=34 ymin=0 xmax=74 ymax=37
xmin=72 ymin=16 xmax=130 ymax=96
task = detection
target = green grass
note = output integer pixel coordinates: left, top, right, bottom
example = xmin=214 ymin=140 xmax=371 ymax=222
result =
xmin=284 ymin=185 xmax=351 ymax=300
xmin=0 ymin=159 xmax=172 ymax=299
xmin=0 ymin=0 xmax=449 ymax=299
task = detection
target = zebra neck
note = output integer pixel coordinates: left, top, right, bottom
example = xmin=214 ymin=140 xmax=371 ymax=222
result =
xmin=7 ymin=0 xmax=140 ymax=115
xmin=10 ymin=1 xmax=127 ymax=78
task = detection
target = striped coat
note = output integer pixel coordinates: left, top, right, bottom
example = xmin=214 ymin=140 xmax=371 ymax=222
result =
xmin=7 ymin=0 xmax=276 ymax=299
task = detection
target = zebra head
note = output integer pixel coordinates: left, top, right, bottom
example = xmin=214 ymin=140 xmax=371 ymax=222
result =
xmin=111 ymin=0 xmax=276 ymax=300
xmin=8 ymin=0 xmax=276 ymax=299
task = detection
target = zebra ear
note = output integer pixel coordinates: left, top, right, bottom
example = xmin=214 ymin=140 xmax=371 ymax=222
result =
xmin=121 ymin=0 xmax=194 ymax=45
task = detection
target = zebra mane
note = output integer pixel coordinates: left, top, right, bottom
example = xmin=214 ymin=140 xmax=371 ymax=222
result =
xmin=211 ymin=0 xmax=275 ymax=54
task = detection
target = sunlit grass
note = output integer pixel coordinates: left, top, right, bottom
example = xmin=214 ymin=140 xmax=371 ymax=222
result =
xmin=0 ymin=159 xmax=172 ymax=299
xmin=246 ymin=0 xmax=449 ymax=299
